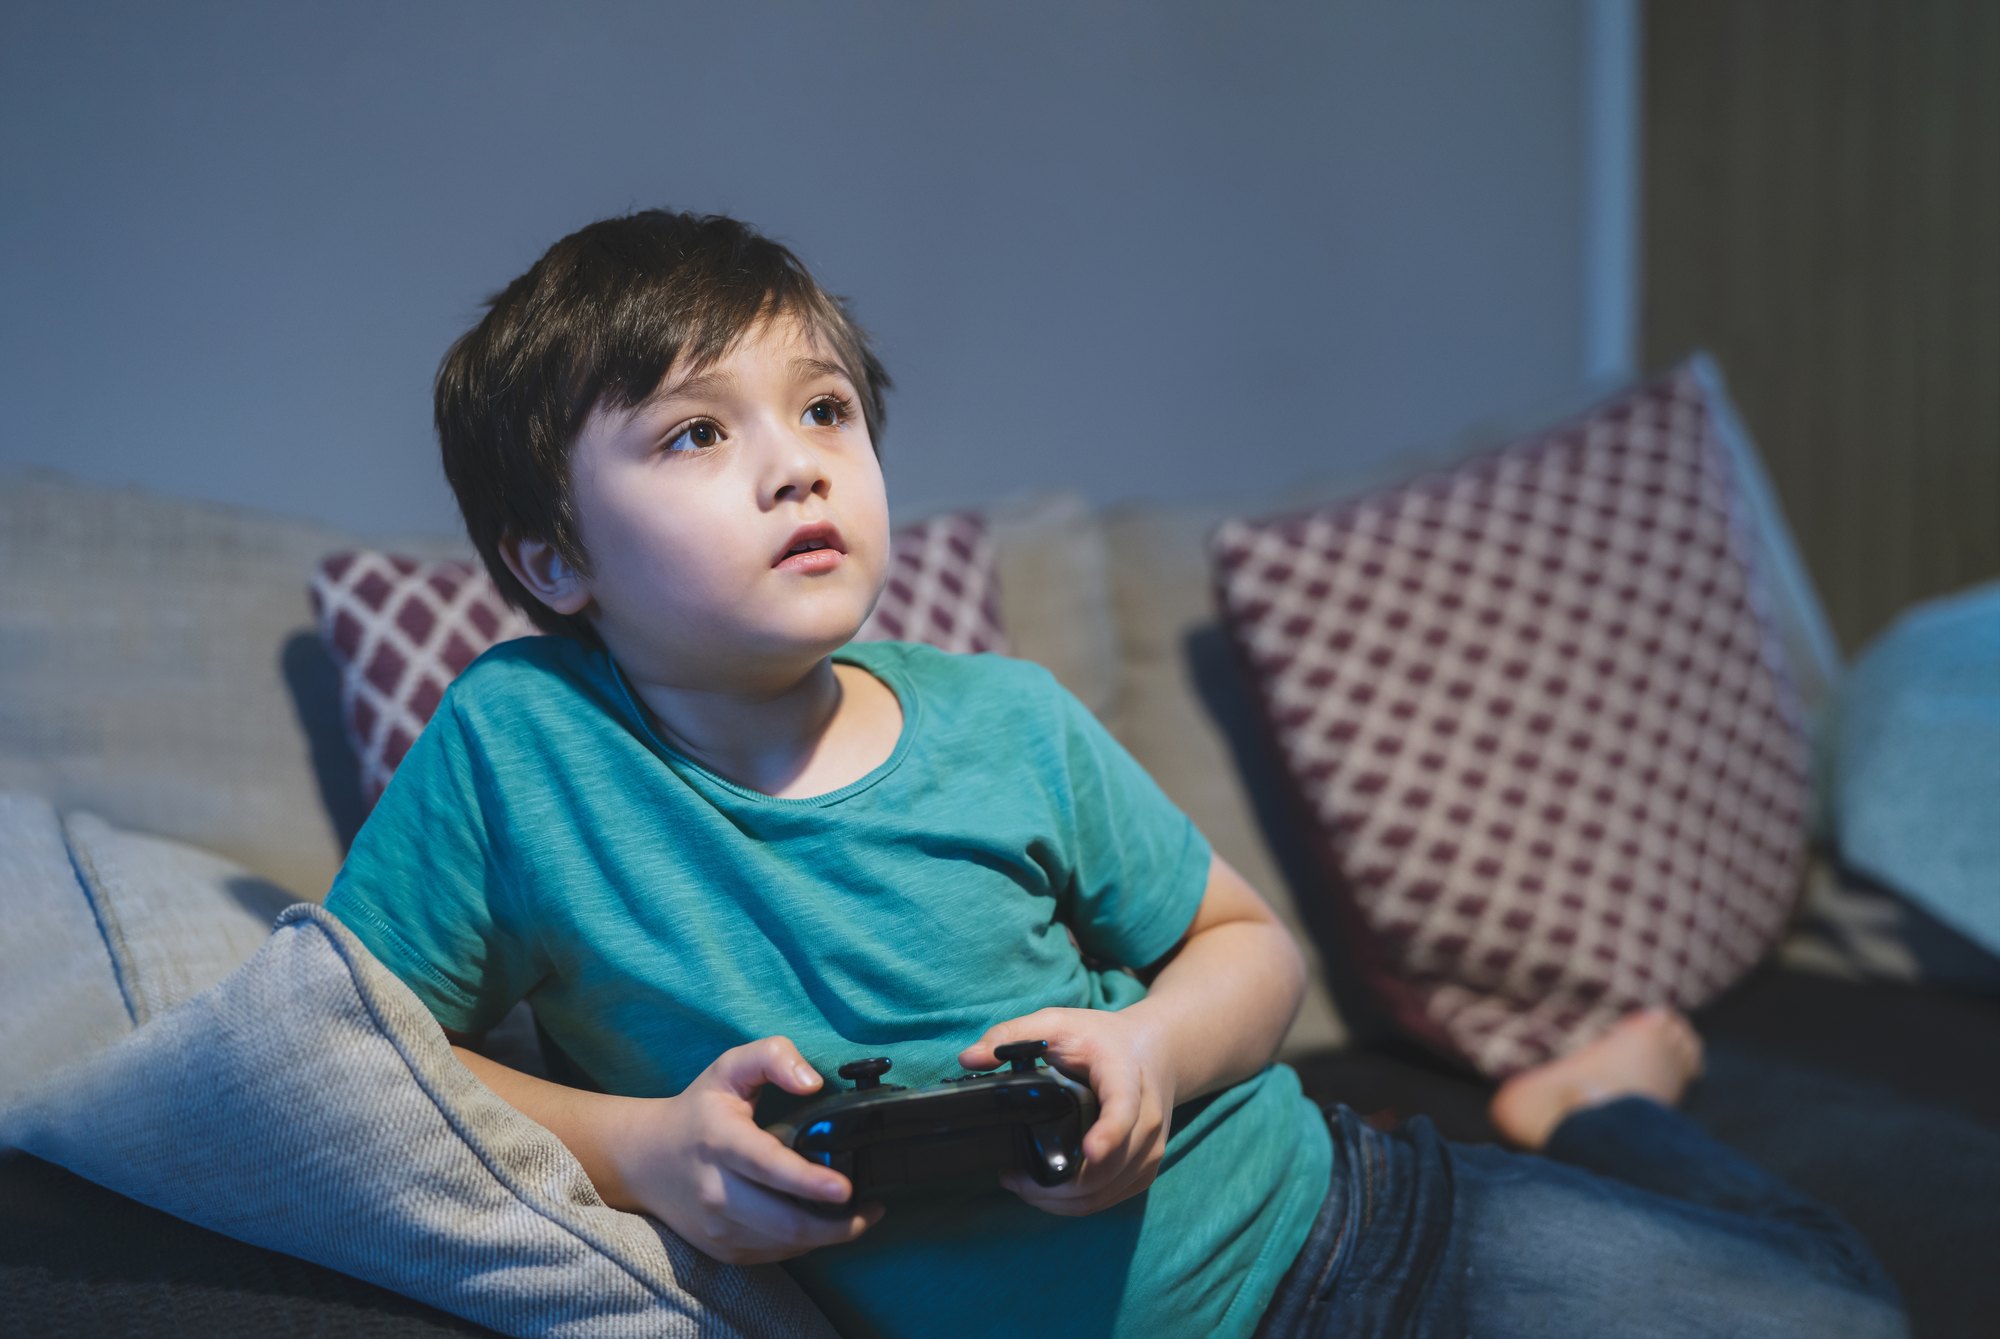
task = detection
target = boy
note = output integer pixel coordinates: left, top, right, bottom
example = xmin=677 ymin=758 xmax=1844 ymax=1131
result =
xmin=327 ymin=209 xmax=1906 ymax=1338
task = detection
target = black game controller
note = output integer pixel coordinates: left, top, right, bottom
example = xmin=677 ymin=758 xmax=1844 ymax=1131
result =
xmin=768 ymin=1040 xmax=1098 ymax=1211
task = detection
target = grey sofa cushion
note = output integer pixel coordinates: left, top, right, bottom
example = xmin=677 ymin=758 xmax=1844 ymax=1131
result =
xmin=0 ymin=902 xmax=836 ymax=1339
xmin=0 ymin=471 xmax=468 ymax=900
xmin=0 ymin=791 xmax=299 ymax=1106
xmin=0 ymin=793 xmax=134 ymax=1107
xmin=987 ymin=491 xmax=1121 ymax=722
xmin=61 ymin=806 xmax=299 ymax=1026
xmin=1099 ymin=503 xmax=1353 ymax=1059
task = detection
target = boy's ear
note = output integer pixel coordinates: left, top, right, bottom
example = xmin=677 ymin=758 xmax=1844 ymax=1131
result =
xmin=498 ymin=531 xmax=592 ymax=616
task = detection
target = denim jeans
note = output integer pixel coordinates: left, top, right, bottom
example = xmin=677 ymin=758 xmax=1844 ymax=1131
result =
xmin=1254 ymin=1097 xmax=1909 ymax=1339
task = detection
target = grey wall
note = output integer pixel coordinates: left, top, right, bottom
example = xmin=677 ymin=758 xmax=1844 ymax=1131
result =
xmin=2 ymin=1 xmax=1608 ymax=538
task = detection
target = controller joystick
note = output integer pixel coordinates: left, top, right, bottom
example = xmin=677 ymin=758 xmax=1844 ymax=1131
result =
xmin=993 ymin=1040 xmax=1047 ymax=1072
xmin=838 ymin=1057 xmax=894 ymax=1089
xmin=768 ymin=1040 xmax=1098 ymax=1213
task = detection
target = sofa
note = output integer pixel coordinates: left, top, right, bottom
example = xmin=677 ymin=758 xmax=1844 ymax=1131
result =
xmin=3 ymin=359 xmax=1996 ymax=1337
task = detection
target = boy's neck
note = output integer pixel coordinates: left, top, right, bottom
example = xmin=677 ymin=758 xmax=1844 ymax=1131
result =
xmin=621 ymin=653 xmax=901 ymax=799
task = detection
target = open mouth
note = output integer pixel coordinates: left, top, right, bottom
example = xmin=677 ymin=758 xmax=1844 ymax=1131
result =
xmin=775 ymin=523 xmax=847 ymax=569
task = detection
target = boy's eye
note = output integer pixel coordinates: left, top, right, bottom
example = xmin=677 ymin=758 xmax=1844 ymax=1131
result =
xmin=803 ymin=395 xmax=855 ymax=429
xmin=663 ymin=419 xmax=722 ymax=453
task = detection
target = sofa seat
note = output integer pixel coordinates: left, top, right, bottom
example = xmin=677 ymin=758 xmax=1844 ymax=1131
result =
xmin=6 ymin=962 xmax=1994 ymax=1339
xmin=0 ymin=1152 xmax=499 ymax=1337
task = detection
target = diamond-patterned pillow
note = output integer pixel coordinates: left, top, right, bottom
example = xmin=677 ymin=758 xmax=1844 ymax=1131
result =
xmin=312 ymin=512 xmax=1004 ymax=812
xmin=1210 ymin=364 xmax=1811 ymax=1078
xmin=859 ymin=511 xmax=1006 ymax=654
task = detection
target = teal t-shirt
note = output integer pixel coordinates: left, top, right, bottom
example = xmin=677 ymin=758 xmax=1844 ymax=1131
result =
xmin=326 ymin=636 xmax=1332 ymax=1338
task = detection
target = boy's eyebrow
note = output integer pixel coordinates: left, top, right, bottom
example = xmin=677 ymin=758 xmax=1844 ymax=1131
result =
xmin=643 ymin=356 xmax=856 ymax=410
xmin=789 ymin=356 xmax=856 ymax=385
xmin=646 ymin=367 xmax=735 ymax=407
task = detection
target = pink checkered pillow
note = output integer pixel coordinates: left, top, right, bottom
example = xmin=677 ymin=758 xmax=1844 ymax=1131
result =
xmin=857 ymin=511 xmax=1006 ymax=653
xmin=312 ymin=512 xmax=1004 ymax=811
xmin=1211 ymin=364 xmax=1811 ymax=1077
xmin=310 ymin=555 xmax=538 ymax=808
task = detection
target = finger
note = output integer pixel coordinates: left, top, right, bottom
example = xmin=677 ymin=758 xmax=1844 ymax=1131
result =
xmin=704 ymin=1035 xmax=825 ymax=1103
xmin=1088 ymin=1119 xmax=1166 ymax=1208
xmin=1005 ymin=1131 xmax=1162 ymax=1218
xmin=713 ymin=1118 xmax=857 ymax=1205
xmin=984 ymin=1056 xmax=1135 ymax=1210
xmin=1002 ymin=1120 xmax=1127 ymax=1211
xmin=1066 ymin=1123 xmax=1145 ymax=1208
xmin=1007 ymin=1086 xmax=1162 ymax=1215
xmin=956 ymin=1011 xmax=1057 ymax=1071
xmin=705 ymin=1168 xmax=885 ymax=1262
xmin=724 ymin=1168 xmax=881 ymax=1245
xmin=1082 ymin=1068 xmax=1141 ymax=1166
xmin=1097 ymin=1077 xmax=1170 ymax=1192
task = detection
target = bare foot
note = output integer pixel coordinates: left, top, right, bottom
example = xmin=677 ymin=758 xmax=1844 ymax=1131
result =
xmin=1489 ymin=1007 xmax=1705 ymax=1151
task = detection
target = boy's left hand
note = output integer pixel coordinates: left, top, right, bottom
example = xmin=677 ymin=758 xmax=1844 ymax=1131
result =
xmin=959 ymin=1007 xmax=1174 ymax=1217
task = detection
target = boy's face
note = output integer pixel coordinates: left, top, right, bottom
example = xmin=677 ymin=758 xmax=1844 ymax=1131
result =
xmin=507 ymin=314 xmax=890 ymax=689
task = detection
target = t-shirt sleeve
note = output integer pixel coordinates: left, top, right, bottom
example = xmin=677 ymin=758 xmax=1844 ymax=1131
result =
xmin=1040 ymin=670 xmax=1213 ymax=971
xmin=324 ymin=694 xmax=546 ymax=1036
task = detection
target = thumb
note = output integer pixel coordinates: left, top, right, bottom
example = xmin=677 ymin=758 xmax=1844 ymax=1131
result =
xmin=701 ymin=1035 xmax=825 ymax=1104
xmin=958 ymin=1013 xmax=1054 ymax=1072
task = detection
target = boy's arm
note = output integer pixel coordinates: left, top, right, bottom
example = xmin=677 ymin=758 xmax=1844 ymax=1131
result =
xmin=1126 ymin=851 xmax=1308 ymax=1100
xmin=959 ymin=851 xmax=1306 ymax=1217
xmin=447 ymin=1035 xmax=884 ymax=1262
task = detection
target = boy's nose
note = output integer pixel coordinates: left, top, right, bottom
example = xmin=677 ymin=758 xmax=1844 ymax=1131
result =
xmin=764 ymin=434 xmax=831 ymax=504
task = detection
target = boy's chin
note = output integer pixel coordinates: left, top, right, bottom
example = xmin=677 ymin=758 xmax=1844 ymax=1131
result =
xmin=597 ymin=582 xmax=886 ymax=684
xmin=710 ymin=622 xmax=874 ymax=679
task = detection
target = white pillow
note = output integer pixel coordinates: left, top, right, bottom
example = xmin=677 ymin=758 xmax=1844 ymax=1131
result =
xmin=0 ymin=793 xmax=134 ymax=1106
xmin=0 ymin=791 xmax=293 ymax=1105
xmin=1 ymin=902 xmax=836 ymax=1338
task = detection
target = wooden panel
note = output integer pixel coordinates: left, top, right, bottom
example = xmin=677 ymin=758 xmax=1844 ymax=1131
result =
xmin=1641 ymin=0 xmax=2000 ymax=654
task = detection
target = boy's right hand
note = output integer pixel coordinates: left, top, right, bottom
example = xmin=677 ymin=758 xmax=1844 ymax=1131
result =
xmin=608 ymin=1036 xmax=884 ymax=1265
